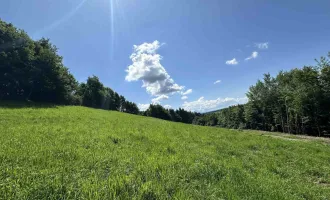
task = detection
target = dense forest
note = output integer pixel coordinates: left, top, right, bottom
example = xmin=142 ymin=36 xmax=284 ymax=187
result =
xmin=194 ymin=56 xmax=330 ymax=137
xmin=1 ymin=19 xmax=330 ymax=137
xmin=0 ymin=19 xmax=198 ymax=123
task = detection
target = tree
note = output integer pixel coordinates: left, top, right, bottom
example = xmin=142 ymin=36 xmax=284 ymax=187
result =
xmin=176 ymin=108 xmax=196 ymax=124
xmin=119 ymin=95 xmax=126 ymax=112
xmin=78 ymin=76 xmax=105 ymax=108
xmin=168 ymin=109 xmax=182 ymax=122
xmin=2 ymin=19 xmax=330 ymax=136
xmin=145 ymin=104 xmax=171 ymax=120
xmin=196 ymin=53 xmax=330 ymax=137
xmin=0 ymin=19 xmax=80 ymax=104
xmin=124 ymin=101 xmax=139 ymax=114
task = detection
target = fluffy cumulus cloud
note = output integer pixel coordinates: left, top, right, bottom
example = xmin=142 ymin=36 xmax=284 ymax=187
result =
xmin=125 ymin=41 xmax=184 ymax=96
xmin=182 ymin=96 xmax=248 ymax=112
xmin=181 ymin=89 xmax=192 ymax=96
xmin=225 ymin=58 xmax=238 ymax=65
xmin=214 ymin=80 xmax=221 ymax=84
xmin=255 ymin=42 xmax=269 ymax=49
xmin=151 ymin=94 xmax=169 ymax=104
xmin=138 ymin=103 xmax=150 ymax=111
xmin=181 ymin=96 xmax=188 ymax=100
xmin=164 ymin=105 xmax=172 ymax=109
xmin=245 ymin=51 xmax=258 ymax=61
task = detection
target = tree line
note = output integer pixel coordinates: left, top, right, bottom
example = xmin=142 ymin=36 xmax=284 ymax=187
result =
xmin=143 ymin=104 xmax=200 ymax=124
xmin=194 ymin=54 xmax=330 ymax=137
xmin=0 ymin=19 xmax=198 ymax=122
xmin=0 ymin=19 xmax=140 ymax=114
xmin=2 ymin=19 xmax=330 ymax=136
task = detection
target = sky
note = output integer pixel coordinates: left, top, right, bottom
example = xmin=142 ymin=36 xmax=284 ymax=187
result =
xmin=1 ymin=0 xmax=330 ymax=112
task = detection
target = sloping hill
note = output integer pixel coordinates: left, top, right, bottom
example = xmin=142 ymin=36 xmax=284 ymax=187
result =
xmin=0 ymin=105 xmax=329 ymax=199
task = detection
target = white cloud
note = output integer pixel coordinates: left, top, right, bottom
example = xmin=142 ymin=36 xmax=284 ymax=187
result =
xmin=181 ymin=89 xmax=192 ymax=96
xmin=214 ymin=80 xmax=221 ymax=84
xmin=138 ymin=103 xmax=150 ymax=111
xmin=181 ymin=96 xmax=188 ymax=100
xmin=182 ymin=96 xmax=248 ymax=112
xmin=245 ymin=51 xmax=258 ymax=61
xmin=125 ymin=40 xmax=184 ymax=96
xmin=255 ymin=42 xmax=269 ymax=49
xmin=164 ymin=105 xmax=172 ymax=109
xmin=151 ymin=94 xmax=169 ymax=104
xmin=225 ymin=58 xmax=238 ymax=65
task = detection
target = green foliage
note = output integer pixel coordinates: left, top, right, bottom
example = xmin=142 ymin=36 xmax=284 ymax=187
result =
xmin=1 ymin=105 xmax=330 ymax=199
xmin=198 ymin=53 xmax=330 ymax=137
xmin=194 ymin=105 xmax=245 ymax=128
xmin=2 ymin=18 xmax=330 ymax=136
xmin=145 ymin=104 xmax=172 ymax=120
xmin=78 ymin=76 xmax=105 ymax=108
xmin=143 ymin=104 xmax=199 ymax=124
xmin=168 ymin=109 xmax=182 ymax=122
xmin=0 ymin=20 xmax=79 ymax=104
xmin=0 ymin=19 xmax=139 ymax=115
xmin=176 ymin=108 xmax=197 ymax=124
xmin=76 ymin=76 xmax=139 ymax=114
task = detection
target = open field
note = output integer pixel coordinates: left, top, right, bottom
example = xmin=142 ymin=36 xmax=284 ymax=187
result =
xmin=0 ymin=105 xmax=330 ymax=199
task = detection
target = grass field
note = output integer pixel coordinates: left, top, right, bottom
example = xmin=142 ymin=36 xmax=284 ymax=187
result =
xmin=1 ymin=105 xmax=330 ymax=199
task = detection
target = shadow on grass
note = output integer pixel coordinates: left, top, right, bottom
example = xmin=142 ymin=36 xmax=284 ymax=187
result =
xmin=0 ymin=101 xmax=58 ymax=109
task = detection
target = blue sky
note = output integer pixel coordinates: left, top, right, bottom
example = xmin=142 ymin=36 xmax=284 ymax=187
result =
xmin=1 ymin=0 xmax=330 ymax=112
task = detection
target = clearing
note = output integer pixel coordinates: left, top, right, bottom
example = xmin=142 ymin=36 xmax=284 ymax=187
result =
xmin=0 ymin=105 xmax=329 ymax=199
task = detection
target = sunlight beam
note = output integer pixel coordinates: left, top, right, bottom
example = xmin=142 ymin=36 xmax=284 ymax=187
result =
xmin=34 ymin=0 xmax=88 ymax=38
xmin=109 ymin=0 xmax=115 ymax=61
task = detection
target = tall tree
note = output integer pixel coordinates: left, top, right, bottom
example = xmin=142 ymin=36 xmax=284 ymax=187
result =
xmin=79 ymin=76 xmax=105 ymax=108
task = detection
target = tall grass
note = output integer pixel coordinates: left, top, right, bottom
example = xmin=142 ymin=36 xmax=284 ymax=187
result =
xmin=0 ymin=106 xmax=329 ymax=199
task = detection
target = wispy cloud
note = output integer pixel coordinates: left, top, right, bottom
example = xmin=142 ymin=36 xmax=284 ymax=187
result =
xmin=181 ymin=96 xmax=188 ymax=100
xmin=139 ymin=95 xmax=170 ymax=111
xmin=164 ymin=105 xmax=172 ymax=109
xmin=138 ymin=103 xmax=150 ymax=111
xmin=182 ymin=96 xmax=248 ymax=112
xmin=225 ymin=58 xmax=238 ymax=65
xmin=125 ymin=40 xmax=184 ymax=96
xmin=151 ymin=94 xmax=169 ymax=104
xmin=245 ymin=51 xmax=258 ymax=61
xmin=181 ymin=89 xmax=192 ymax=96
xmin=214 ymin=80 xmax=221 ymax=84
xmin=255 ymin=42 xmax=269 ymax=49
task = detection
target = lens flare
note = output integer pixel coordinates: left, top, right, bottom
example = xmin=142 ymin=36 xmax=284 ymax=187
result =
xmin=34 ymin=0 xmax=88 ymax=38
xmin=109 ymin=0 xmax=115 ymax=61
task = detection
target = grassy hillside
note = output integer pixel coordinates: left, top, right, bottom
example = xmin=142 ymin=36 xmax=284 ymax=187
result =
xmin=0 ymin=105 xmax=330 ymax=199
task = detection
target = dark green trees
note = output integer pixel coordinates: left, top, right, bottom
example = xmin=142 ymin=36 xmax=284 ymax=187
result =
xmin=2 ymin=18 xmax=330 ymax=136
xmin=124 ymin=101 xmax=139 ymax=114
xmin=195 ymin=53 xmax=330 ymax=137
xmin=193 ymin=105 xmax=244 ymax=128
xmin=168 ymin=109 xmax=182 ymax=122
xmin=0 ymin=19 xmax=139 ymax=115
xmin=145 ymin=104 xmax=172 ymax=120
xmin=77 ymin=76 xmax=139 ymax=114
xmin=0 ymin=20 xmax=79 ymax=104
xmin=78 ymin=76 xmax=105 ymax=108
xmin=143 ymin=104 xmax=199 ymax=124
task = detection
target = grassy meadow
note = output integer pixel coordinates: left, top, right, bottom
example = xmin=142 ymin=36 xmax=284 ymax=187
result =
xmin=0 ymin=105 xmax=330 ymax=199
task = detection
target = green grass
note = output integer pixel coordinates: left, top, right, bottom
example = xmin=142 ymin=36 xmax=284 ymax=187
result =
xmin=1 ymin=105 xmax=330 ymax=199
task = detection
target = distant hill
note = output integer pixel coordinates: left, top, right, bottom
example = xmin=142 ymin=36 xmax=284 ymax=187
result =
xmin=203 ymin=108 xmax=222 ymax=114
